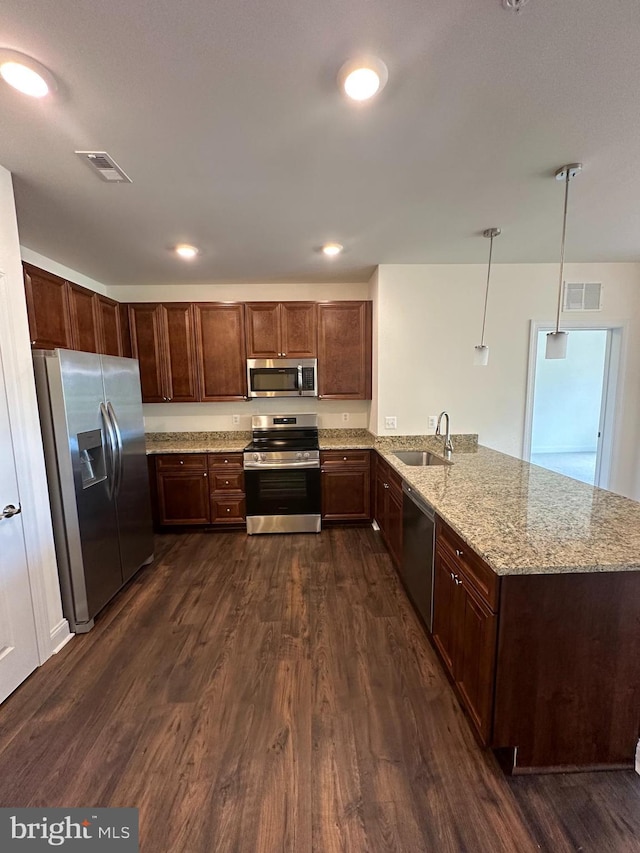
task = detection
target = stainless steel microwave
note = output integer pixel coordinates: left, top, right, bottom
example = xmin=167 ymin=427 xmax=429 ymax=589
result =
xmin=247 ymin=358 xmax=317 ymax=398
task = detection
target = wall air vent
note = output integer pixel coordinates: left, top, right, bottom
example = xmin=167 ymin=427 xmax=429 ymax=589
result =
xmin=563 ymin=282 xmax=602 ymax=312
xmin=75 ymin=151 xmax=132 ymax=183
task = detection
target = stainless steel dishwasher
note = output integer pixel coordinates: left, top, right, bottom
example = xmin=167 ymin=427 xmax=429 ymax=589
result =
xmin=401 ymin=482 xmax=435 ymax=631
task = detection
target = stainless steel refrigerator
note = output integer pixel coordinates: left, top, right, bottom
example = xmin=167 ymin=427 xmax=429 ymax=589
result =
xmin=33 ymin=349 xmax=154 ymax=633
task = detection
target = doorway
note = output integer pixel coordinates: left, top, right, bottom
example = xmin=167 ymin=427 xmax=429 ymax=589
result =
xmin=524 ymin=326 xmax=620 ymax=488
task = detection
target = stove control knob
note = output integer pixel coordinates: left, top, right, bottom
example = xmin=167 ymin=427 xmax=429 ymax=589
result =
xmin=253 ymin=453 xmax=259 ymax=462
xmin=260 ymin=453 xmax=267 ymax=462
xmin=303 ymin=452 xmax=310 ymax=459
xmin=296 ymin=452 xmax=302 ymax=460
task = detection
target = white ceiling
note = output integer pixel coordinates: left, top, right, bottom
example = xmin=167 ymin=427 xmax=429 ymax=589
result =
xmin=1 ymin=0 xmax=639 ymax=286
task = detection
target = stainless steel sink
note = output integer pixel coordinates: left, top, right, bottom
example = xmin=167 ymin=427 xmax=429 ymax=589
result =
xmin=393 ymin=450 xmax=450 ymax=466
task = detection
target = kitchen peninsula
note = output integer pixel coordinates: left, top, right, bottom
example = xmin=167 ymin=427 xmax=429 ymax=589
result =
xmin=146 ymin=429 xmax=640 ymax=774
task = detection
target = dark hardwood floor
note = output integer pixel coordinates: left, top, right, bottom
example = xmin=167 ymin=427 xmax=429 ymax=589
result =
xmin=1 ymin=528 xmax=639 ymax=852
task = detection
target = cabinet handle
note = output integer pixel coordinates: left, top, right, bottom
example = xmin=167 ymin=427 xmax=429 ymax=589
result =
xmin=180 ymin=460 xmax=184 ymax=465
xmin=225 ymin=480 xmax=229 ymax=485
xmin=455 ymin=548 xmax=464 ymax=557
xmin=203 ymin=473 xmax=207 ymax=477
xmin=384 ymin=482 xmax=389 ymax=489
xmin=343 ymin=456 xmax=347 ymax=461
xmin=226 ymin=507 xmax=231 ymax=513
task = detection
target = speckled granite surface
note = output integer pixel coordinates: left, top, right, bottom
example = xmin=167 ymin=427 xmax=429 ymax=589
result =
xmin=144 ymin=430 xmax=640 ymax=576
xmin=380 ymin=445 xmax=640 ymax=576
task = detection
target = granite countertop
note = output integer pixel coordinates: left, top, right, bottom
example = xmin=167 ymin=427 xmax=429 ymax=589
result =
xmin=145 ymin=430 xmax=640 ymax=577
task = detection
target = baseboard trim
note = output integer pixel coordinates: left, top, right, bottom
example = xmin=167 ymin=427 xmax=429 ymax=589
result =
xmin=50 ymin=619 xmax=73 ymax=654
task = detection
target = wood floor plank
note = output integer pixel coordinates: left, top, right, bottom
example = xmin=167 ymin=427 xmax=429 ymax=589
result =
xmin=1 ymin=528 xmax=639 ymax=852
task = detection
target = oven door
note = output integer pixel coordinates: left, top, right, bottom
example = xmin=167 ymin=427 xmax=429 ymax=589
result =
xmin=245 ymin=466 xmax=321 ymax=533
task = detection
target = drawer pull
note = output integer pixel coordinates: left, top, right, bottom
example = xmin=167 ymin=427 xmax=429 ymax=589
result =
xmin=226 ymin=507 xmax=231 ymax=513
xmin=225 ymin=480 xmax=230 ymax=485
xmin=203 ymin=473 xmax=207 ymax=477
xmin=343 ymin=456 xmax=347 ymax=460
xmin=180 ymin=460 xmax=184 ymax=465
xmin=455 ymin=548 xmax=464 ymax=557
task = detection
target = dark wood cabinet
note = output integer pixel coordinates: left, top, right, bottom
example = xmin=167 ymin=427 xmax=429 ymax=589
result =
xmin=194 ymin=303 xmax=247 ymax=401
xmin=67 ymin=283 xmax=99 ymax=352
xmin=318 ymin=301 xmax=372 ymax=400
xmin=373 ymin=453 xmax=403 ymax=568
xmin=433 ymin=519 xmax=498 ymax=745
xmin=245 ymin=302 xmax=316 ymax=358
xmin=94 ymin=294 xmax=123 ymax=356
xmin=155 ymin=454 xmax=210 ymax=525
xmin=321 ymin=450 xmax=371 ymax=522
xmin=152 ymin=452 xmax=245 ymax=527
xmin=23 ymin=264 xmax=73 ymax=349
xmin=129 ymin=303 xmax=199 ymax=402
xmin=208 ymin=452 xmax=246 ymax=525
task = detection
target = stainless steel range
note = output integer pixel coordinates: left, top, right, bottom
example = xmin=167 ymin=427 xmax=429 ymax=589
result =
xmin=244 ymin=414 xmax=321 ymax=534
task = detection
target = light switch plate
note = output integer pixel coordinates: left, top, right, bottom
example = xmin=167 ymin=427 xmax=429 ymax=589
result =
xmin=428 ymin=415 xmax=438 ymax=430
xmin=342 ymin=413 xmax=349 ymax=423
xmin=232 ymin=414 xmax=240 ymax=426
xmin=385 ymin=416 xmax=397 ymax=429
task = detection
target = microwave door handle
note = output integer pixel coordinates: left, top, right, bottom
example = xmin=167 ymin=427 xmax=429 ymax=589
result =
xmin=297 ymin=364 xmax=303 ymax=396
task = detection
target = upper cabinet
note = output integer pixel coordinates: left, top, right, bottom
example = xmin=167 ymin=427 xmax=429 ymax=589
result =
xmin=318 ymin=301 xmax=372 ymax=400
xmin=23 ymin=264 xmax=73 ymax=349
xmin=94 ymin=294 xmax=124 ymax=356
xmin=194 ymin=303 xmax=248 ymax=401
xmin=245 ymin=302 xmax=317 ymax=358
xmin=129 ymin=303 xmax=199 ymax=403
xmin=68 ymin=282 xmax=99 ymax=353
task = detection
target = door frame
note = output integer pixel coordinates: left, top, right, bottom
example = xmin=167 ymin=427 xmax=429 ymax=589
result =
xmin=522 ymin=320 xmax=627 ymax=490
xmin=0 ymin=269 xmax=71 ymax=662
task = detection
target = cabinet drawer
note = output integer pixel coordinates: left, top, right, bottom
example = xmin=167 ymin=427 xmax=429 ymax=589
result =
xmin=155 ymin=453 xmax=207 ymax=471
xmin=208 ymin=452 xmax=244 ymax=471
xmin=211 ymin=496 xmax=246 ymax=524
xmin=437 ymin=520 xmax=499 ymax=611
xmin=321 ymin=449 xmax=370 ymax=468
xmin=210 ymin=471 xmax=244 ymax=493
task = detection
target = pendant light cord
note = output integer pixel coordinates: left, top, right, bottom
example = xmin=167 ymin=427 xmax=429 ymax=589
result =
xmin=555 ymin=169 xmax=571 ymax=334
xmin=480 ymin=233 xmax=494 ymax=347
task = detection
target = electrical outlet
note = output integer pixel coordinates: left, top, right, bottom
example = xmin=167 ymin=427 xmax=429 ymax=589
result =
xmin=428 ymin=415 xmax=438 ymax=430
xmin=342 ymin=413 xmax=349 ymax=423
xmin=232 ymin=414 xmax=240 ymax=426
xmin=385 ymin=416 xmax=397 ymax=429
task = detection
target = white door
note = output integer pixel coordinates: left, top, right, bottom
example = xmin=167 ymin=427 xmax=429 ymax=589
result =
xmin=0 ymin=343 xmax=39 ymax=704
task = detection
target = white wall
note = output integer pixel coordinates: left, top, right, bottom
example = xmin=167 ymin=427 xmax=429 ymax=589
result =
xmin=531 ymin=329 xmax=608 ymax=454
xmin=113 ymin=280 xmax=373 ymax=432
xmin=372 ymin=263 xmax=640 ymax=499
xmin=1 ymin=167 xmax=70 ymax=656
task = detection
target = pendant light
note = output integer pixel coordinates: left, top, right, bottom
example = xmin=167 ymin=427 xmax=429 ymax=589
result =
xmin=545 ymin=163 xmax=582 ymax=359
xmin=474 ymin=227 xmax=501 ymax=366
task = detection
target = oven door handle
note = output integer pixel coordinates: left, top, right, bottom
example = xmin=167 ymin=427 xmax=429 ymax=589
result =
xmin=244 ymin=460 xmax=320 ymax=470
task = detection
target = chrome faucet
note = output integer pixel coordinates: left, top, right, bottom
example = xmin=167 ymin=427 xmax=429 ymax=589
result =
xmin=435 ymin=411 xmax=453 ymax=457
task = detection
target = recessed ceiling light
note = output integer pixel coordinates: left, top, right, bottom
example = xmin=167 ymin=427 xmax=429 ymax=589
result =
xmin=322 ymin=243 xmax=343 ymax=257
xmin=0 ymin=49 xmax=56 ymax=98
xmin=175 ymin=244 xmax=199 ymax=259
xmin=338 ymin=57 xmax=388 ymax=102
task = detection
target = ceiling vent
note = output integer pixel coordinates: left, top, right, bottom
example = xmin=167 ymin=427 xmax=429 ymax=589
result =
xmin=75 ymin=151 xmax=132 ymax=183
xmin=563 ymin=282 xmax=602 ymax=312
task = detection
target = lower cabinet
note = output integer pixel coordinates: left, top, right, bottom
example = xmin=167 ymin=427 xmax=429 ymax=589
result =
xmin=155 ymin=454 xmax=211 ymax=525
xmin=373 ymin=453 xmax=403 ymax=568
xmin=320 ymin=450 xmax=371 ymax=522
xmin=432 ymin=518 xmax=498 ymax=745
xmin=152 ymin=452 xmax=245 ymax=527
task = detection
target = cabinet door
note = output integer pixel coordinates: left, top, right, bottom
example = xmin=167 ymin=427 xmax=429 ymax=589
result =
xmin=321 ymin=468 xmax=371 ymax=521
xmin=455 ymin=582 xmax=497 ymax=744
xmin=23 ymin=264 xmax=72 ymax=349
xmin=245 ymin=303 xmax=281 ymax=357
xmin=432 ymin=546 xmax=462 ymax=676
xmin=94 ymin=294 xmax=122 ymax=356
xmin=317 ymin=302 xmax=372 ymax=399
xmin=129 ymin=304 xmax=167 ymax=402
xmin=386 ymin=485 xmax=403 ymax=568
xmin=164 ymin=304 xmax=199 ymax=402
xmin=195 ymin=304 xmax=247 ymax=401
xmin=118 ymin=303 xmax=132 ymax=357
xmin=281 ymin=302 xmax=317 ymax=357
xmin=374 ymin=462 xmax=388 ymax=532
xmin=68 ymin=283 xmax=99 ymax=352
xmin=156 ymin=472 xmax=210 ymax=525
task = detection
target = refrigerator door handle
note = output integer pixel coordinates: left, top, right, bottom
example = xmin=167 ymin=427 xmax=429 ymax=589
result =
xmin=100 ymin=402 xmax=117 ymax=499
xmin=107 ymin=401 xmax=124 ymax=498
